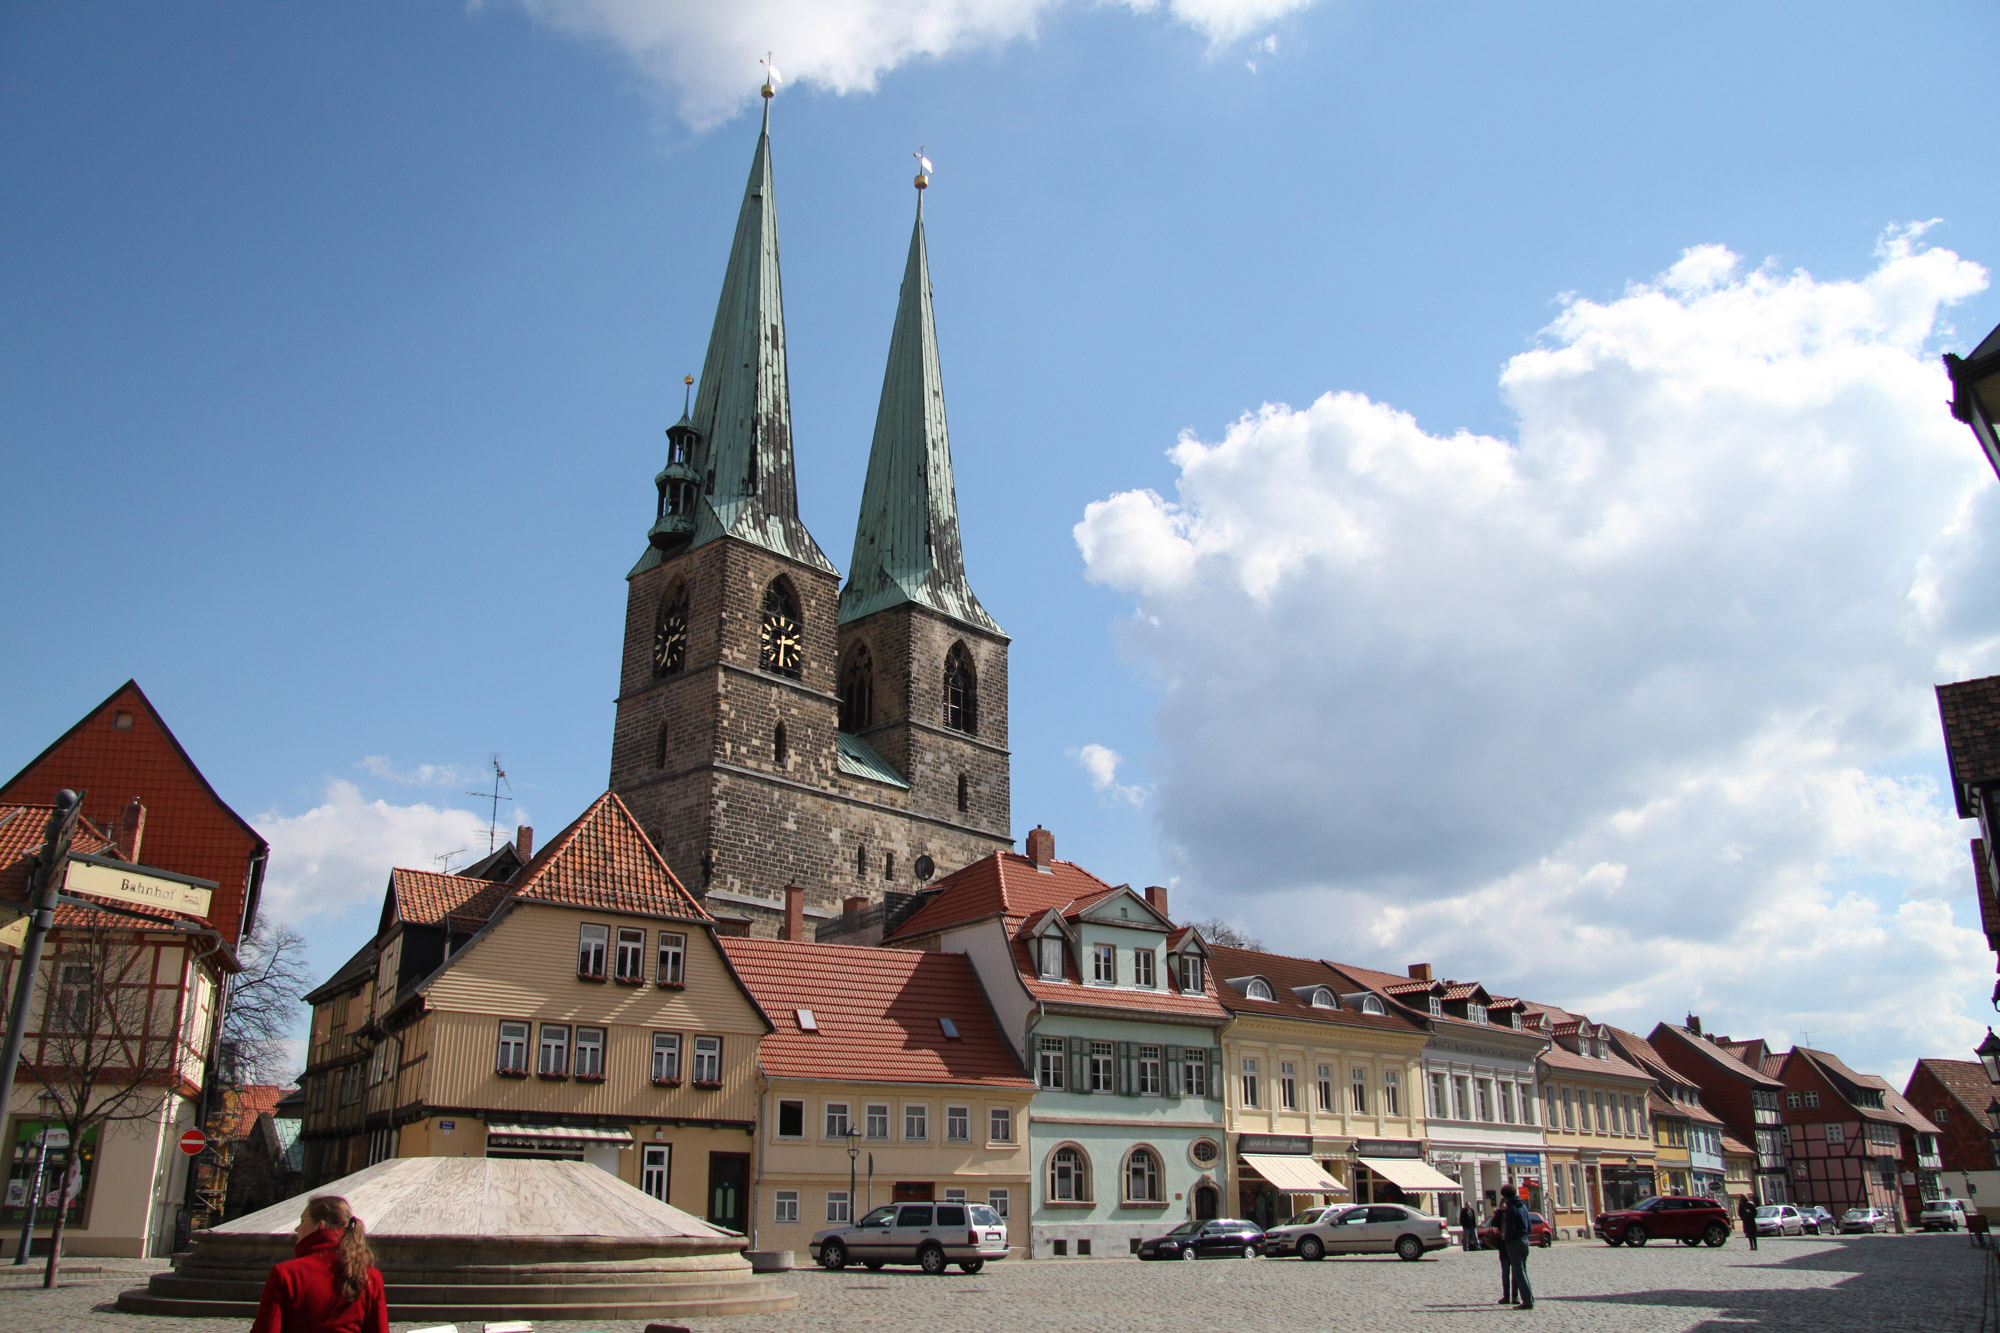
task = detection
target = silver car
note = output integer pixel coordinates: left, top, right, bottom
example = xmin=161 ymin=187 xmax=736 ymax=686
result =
xmin=1262 ymin=1203 xmax=1450 ymax=1262
xmin=810 ymin=1201 xmax=1011 ymax=1275
xmin=1753 ymin=1204 xmax=1804 ymax=1237
xmin=1839 ymin=1207 xmax=1890 ymax=1233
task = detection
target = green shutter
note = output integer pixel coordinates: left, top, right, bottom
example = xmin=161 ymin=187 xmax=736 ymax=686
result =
xmin=1166 ymin=1045 xmax=1183 ymax=1098
xmin=1208 ymin=1046 xmax=1222 ymax=1099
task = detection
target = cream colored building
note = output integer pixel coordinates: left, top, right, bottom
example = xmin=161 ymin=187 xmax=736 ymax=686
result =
xmin=1207 ymin=945 xmax=1438 ymax=1226
xmin=1530 ymin=1007 xmax=1658 ymax=1238
xmin=299 ymin=794 xmax=772 ymax=1230
xmin=722 ymin=935 xmax=1034 ymax=1257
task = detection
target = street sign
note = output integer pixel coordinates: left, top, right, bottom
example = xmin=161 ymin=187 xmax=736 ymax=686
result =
xmin=178 ymin=1129 xmax=207 ymax=1156
xmin=66 ymin=859 xmax=214 ymax=918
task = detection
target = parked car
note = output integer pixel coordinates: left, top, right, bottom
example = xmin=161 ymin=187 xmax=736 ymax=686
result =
xmin=810 ymin=1201 xmax=1011 ymax=1274
xmin=1920 ymin=1198 xmax=1972 ymax=1232
xmin=1839 ymin=1207 xmax=1891 ymax=1234
xmin=1753 ymin=1204 xmax=1806 ymax=1237
xmin=1796 ymin=1206 xmax=1836 ymax=1235
xmin=1261 ymin=1203 xmax=1450 ymax=1262
xmin=1135 ymin=1218 xmax=1265 ymax=1260
xmin=1475 ymin=1211 xmax=1555 ymax=1249
xmin=1594 ymin=1196 xmax=1734 ymax=1247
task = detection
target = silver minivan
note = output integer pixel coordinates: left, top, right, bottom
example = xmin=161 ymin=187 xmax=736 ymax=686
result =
xmin=810 ymin=1201 xmax=1011 ymax=1274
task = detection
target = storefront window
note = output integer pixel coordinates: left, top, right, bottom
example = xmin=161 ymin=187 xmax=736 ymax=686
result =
xmin=3 ymin=1120 xmax=99 ymax=1230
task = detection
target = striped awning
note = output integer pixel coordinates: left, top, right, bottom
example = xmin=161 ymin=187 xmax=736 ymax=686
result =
xmin=1240 ymin=1154 xmax=1346 ymax=1194
xmin=1359 ymin=1156 xmax=1464 ymax=1192
xmin=484 ymin=1122 xmax=633 ymax=1150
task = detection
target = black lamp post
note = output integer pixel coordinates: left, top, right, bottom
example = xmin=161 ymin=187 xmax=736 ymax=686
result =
xmin=1946 ymin=322 xmax=2000 ymax=481
xmin=1979 ymin=1029 xmax=2000 ymax=1084
xmin=846 ymin=1130 xmax=860 ymax=1221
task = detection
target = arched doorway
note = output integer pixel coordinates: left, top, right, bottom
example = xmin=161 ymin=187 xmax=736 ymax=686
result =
xmin=1193 ymin=1183 xmax=1220 ymax=1220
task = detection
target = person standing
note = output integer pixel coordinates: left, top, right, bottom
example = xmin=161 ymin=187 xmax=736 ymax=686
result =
xmin=250 ymin=1195 xmax=389 ymax=1333
xmin=1499 ymin=1185 xmax=1534 ymax=1310
xmin=1459 ymin=1200 xmax=1482 ymax=1251
xmin=1491 ymin=1202 xmax=1513 ymax=1304
xmin=1737 ymin=1194 xmax=1758 ymax=1252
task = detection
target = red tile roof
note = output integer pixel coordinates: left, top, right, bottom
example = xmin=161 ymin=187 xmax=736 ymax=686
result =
xmin=0 ymin=681 xmax=266 ymax=946
xmin=496 ymin=792 xmax=708 ymax=922
xmin=1537 ymin=1042 xmax=1653 ymax=1083
xmin=0 ymin=804 xmax=206 ymax=934
xmin=886 ymin=851 xmax=1124 ymax=940
xmin=390 ymin=867 xmax=508 ymax=927
xmin=1912 ymin=1058 xmax=1994 ymax=1121
xmin=1207 ymin=944 xmax=1424 ymax=1036
xmin=1788 ymin=1048 xmax=1908 ymax=1125
xmin=720 ymin=938 xmax=1031 ymax=1088
xmin=1650 ymin=1025 xmax=1785 ymax=1089
xmin=1325 ymin=960 xmax=1542 ymax=1039
xmin=1937 ymin=675 xmax=2000 ymax=818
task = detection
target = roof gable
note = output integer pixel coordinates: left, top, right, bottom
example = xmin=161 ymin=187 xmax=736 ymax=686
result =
xmin=886 ymin=850 xmax=1122 ymax=941
xmin=1912 ymin=1058 xmax=1995 ymax=1121
xmin=504 ymin=793 xmax=708 ymax=921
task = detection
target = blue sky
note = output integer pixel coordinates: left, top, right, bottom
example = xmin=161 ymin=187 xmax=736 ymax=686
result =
xmin=4 ymin=1 xmax=1997 ymax=1079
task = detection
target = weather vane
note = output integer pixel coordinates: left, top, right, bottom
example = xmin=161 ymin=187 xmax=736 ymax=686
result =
xmin=913 ymin=146 xmax=932 ymax=190
xmin=761 ymin=53 xmax=781 ymax=99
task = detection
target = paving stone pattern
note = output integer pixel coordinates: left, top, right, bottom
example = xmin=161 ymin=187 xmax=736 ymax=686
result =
xmin=0 ymin=1233 xmax=1986 ymax=1333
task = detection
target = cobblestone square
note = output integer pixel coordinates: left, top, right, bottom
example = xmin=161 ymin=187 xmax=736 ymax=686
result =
xmin=0 ymin=1232 xmax=1987 ymax=1333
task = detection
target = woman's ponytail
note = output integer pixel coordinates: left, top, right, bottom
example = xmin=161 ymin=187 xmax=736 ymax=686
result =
xmin=302 ymin=1195 xmax=376 ymax=1305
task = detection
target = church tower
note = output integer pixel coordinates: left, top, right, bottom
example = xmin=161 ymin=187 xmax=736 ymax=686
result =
xmin=609 ymin=104 xmax=1010 ymax=937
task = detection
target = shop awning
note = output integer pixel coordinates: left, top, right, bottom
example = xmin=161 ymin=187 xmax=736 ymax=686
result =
xmin=1358 ymin=1156 xmax=1463 ymax=1193
xmin=1240 ymin=1154 xmax=1347 ymax=1194
xmin=485 ymin=1122 xmax=633 ymax=1150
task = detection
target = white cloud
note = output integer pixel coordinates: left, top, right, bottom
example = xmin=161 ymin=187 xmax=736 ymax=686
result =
xmin=254 ymin=779 xmax=506 ymax=923
xmin=1076 ymin=228 xmax=1998 ymax=1076
xmin=505 ymin=0 xmax=1314 ymax=127
xmin=1070 ymin=742 xmax=1150 ymax=807
xmin=356 ymin=755 xmax=485 ymax=789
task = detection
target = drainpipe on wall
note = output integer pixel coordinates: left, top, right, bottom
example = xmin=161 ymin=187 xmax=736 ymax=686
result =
xmin=750 ymin=1065 xmax=766 ymax=1252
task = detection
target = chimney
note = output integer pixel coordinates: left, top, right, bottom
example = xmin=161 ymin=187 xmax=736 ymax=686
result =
xmin=1026 ymin=826 xmax=1055 ymax=871
xmin=113 ymin=799 xmax=146 ymax=864
xmin=516 ymin=826 xmax=534 ymax=861
xmin=1408 ymin=963 xmax=1433 ymax=982
xmin=843 ymin=896 xmax=868 ymax=917
xmin=783 ymin=885 xmax=805 ymax=943
xmin=1144 ymin=885 xmax=1169 ymax=917
xmin=1686 ymin=1014 xmax=1702 ymax=1036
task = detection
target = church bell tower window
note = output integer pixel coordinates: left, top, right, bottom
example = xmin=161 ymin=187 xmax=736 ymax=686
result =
xmin=943 ymin=643 xmax=977 ymax=735
xmin=840 ymin=646 xmax=874 ymax=730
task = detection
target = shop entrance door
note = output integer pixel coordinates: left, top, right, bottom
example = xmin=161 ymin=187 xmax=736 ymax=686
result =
xmin=707 ymin=1153 xmax=749 ymax=1233
xmin=1194 ymin=1184 xmax=1220 ymax=1220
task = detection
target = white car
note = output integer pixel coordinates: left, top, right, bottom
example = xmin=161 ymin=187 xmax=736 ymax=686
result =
xmin=1261 ymin=1203 xmax=1451 ymax=1262
xmin=1753 ymin=1204 xmax=1805 ymax=1237
xmin=1920 ymin=1198 xmax=1972 ymax=1232
xmin=810 ymin=1201 xmax=1011 ymax=1274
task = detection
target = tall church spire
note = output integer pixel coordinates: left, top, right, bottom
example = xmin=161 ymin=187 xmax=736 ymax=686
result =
xmin=641 ymin=96 xmax=834 ymax=576
xmin=840 ymin=183 xmax=1000 ymax=634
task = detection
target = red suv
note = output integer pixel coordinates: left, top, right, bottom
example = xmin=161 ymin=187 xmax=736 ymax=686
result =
xmin=1594 ymin=1196 xmax=1733 ymax=1248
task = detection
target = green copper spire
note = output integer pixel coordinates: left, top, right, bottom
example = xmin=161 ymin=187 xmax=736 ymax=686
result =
xmin=636 ymin=97 xmax=834 ymax=577
xmin=839 ymin=186 xmax=1001 ymax=635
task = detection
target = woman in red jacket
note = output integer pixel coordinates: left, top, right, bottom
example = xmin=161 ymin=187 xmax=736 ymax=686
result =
xmin=249 ymin=1195 xmax=388 ymax=1333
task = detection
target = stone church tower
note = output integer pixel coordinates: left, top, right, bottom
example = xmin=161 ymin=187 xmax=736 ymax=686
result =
xmin=608 ymin=101 xmax=1011 ymax=936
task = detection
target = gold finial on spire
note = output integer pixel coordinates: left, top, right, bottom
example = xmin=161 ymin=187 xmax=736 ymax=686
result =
xmin=760 ymin=52 xmax=781 ymax=100
xmin=913 ymin=146 xmax=932 ymax=191
xmin=683 ymin=374 xmax=694 ymax=414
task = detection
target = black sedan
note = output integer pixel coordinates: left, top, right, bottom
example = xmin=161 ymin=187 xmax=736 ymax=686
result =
xmin=1136 ymin=1218 xmax=1266 ymax=1260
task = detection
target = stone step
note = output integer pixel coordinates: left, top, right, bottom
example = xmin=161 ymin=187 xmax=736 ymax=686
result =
xmin=139 ymin=1273 xmax=784 ymax=1306
xmin=116 ymin=1287 xmax=799 ymax=1320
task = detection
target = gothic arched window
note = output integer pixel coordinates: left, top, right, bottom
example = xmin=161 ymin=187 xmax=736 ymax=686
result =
xmin=759 ymin=580 xmax=803 ymax=679
xmin=943 ymin=643 xmax=977 ymax=735
xmin=652 ymin=582 xmax=689 ymax=678
xmin=840 ymin=645 xmax=874 ymax=731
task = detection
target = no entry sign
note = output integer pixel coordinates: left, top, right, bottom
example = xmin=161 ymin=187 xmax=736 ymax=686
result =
xmin=178 ymin=1129 xmax=206 ymax=1156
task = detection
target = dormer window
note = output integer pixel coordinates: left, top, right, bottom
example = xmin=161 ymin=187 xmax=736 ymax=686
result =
xmin=1467 ymin=1003 xmax=1487 ymax=1025
xmin=1310 ymin=987 xmax=1336 ymax=1009
xmin=1178 ymin=955 xmax=1205 ymax=993
xmin=1038 ymin=937 xmax=1065 ymax=981
xmin=1361 ymin=995 xmax=1387 ymax=1015
xmin=1510 ymin=1012 xmax=1522 ymax=1030
xmin=1092 ymin=944 xmax=1116 ymax=984
xmin=1428 ymin=996 xmax=1443 ymax=1017
xmin=1245 ymin=978 xmax=1274 ymax=1002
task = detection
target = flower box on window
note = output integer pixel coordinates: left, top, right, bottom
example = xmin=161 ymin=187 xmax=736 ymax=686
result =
xmin=655 ymin=979 xmax=685 ymax=991
xmin=651 ymin=1077 xmax=682 ymax=1089
xmin=577 ymin=969 xmax=606 ymax=983
xmin=576 ymin=1072 xmax=605 ymax=1083
xmin=497 ymin=1067 xmax=528 ymax=1079
xmin=692 ymin=1079 xmax=724 ymax=1091
xmin=537 ymin=1071 xmax=569 ymax=1082
xmin=614 ymin=975 xmax=644 ymax=987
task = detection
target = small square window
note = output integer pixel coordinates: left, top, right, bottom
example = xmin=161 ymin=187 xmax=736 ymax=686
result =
xmin=112 ymin=710 xmax=134 ymax=730
xmin=989 ymin=1106 xmax=1013 ymax=1143
xmin=987 ymin=1188 xmax=1010 ymax=1218
xmin=774 ymin=1190 xmax=799 ymax=1224
xmin=777 ymin=1099 xmax=805 ymax=1138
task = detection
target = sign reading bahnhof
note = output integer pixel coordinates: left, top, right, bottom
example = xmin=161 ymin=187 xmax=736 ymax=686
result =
xmin=65 ymin=857 xmax=214 ymax=917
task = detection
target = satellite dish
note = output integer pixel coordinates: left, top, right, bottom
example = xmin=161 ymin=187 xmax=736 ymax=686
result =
xmin=914 ymin=855 xmax=936 ymax=883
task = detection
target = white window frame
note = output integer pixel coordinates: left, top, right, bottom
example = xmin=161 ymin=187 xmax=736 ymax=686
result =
xmin=1826 ymin=1123 xmax=1844 ymax=1144
xmin=651 ymin=1032 xmax=681 ymax=1082
xmin=1092 ymin=944 xmax=1116 ymax=984
xmin=777 ymin=1098 xmax=806 ymax=1138
xmin=497 ymin=1020 xmax=528 ymax=1073
xmin=1246 ymin=978 xmax=1274 ymax=1001
xmin=577 ymin=924 xmax=608 ymax=977
xmin=865 ymin=1103 xmax=891 ymax=1140
xmin=691 ymin=1035 xmax=721 ymax=1084
xmin=774 ymin=1190 xmax=799 ymax=1224
xmin=1088 ymin=1041 xmax=1115 ymax=1093
xmin=1125 ymin=1147 xmax=1161 ymax=1203
xmin=987 ymin=1188 xmax=1010 ymax=1218
xmin=1184 ymin=1049 xmax=1209 ymax=1099
xmin=1179 ymin=954 xmax=1204 ymax=993
xmin=1049 ymin=1145 xmax=1089 ymax=1202
xmin=1039 ymin=937 xmax=1065 ymax=981
xmin=538 ymin=1023 xmax=570 ymax=1076
xmin=1037 ymin=1036 xmax=1066 ymax=1090
xmin=574 ymin=1025 xmax=605 ymax=1078
xmin=1317 ymin=1065 xmax=1334 ymax=1112
xmin=1241 ymin=1057 xmax=1260 ymax=1109
xmin=825 ymin=1102 xmax=851 ymax=1139
xmin=1280 ymin=1061 xmax=1298 ymax=1111
xmin=615 ymin=927 xmax=645 ymax=982
xmin=905 ymin=1104 xmax=929 ymax=1141
xmin=1137 ymin=1045 xmax=1163 ymax=1096
xmin=946 ymin=1105 xmax=971 ymax=1142
xmin=1383 ymin=1069 xmax=1401 ymax=1117
xmin=657 ymin=932 xmax=686 ymax=986
xmin=989 ymin=1106 xmax=1013 ymax=1143
xmin=1134 ymin=950 xmax=1155 ymax=988
xmin=826 ymin=1190 xmax=851 ymax=1223
xmin=1351 ymin=1067 xmax=1369 ymax=1114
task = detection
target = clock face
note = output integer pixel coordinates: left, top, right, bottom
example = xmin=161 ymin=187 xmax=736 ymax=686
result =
xmin=760 ymin=612 xmax=802 ymax=676
xmin=653 ymin=604 xmax=687 ymax=675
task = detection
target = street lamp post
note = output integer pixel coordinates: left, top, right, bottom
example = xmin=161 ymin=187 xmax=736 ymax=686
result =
xmin=846 ymin=1131 xmax=860 ymax=1223
xmin=1979 ymin=1029 xmax=2000 ymax=1084
xmin=1946 ymin=321 xmax=2000 ymax=481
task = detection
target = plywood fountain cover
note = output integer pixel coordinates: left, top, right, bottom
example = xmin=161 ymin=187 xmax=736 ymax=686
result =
xmin=212 ymin=1157 xmax=737 ymax=1242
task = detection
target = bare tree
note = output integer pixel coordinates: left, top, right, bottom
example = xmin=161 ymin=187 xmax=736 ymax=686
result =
xmin=1187 ymin=917 xmax=1264 ymax=951
xmin=21 ymin=923 xmax=190 ymax=1287
xmin=219 ymin=916 xmax=311 ymax=1087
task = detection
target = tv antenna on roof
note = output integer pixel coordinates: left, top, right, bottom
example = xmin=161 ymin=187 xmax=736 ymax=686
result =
xmin=465 ymin=755 xmax=513 ymax=854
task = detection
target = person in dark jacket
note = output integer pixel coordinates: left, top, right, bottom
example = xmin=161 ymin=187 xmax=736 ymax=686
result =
xmin=1499 ymin=1185 xmax=1534 ymax=1310
xmin=250 ymin=1194 xmax=388 ymax=1333
xmin=1737 ymin=1194 xmax=1758 ymax=1251
xmin=1490 ymin=1202 xmax=1513 ymax=1302
xmin=1459 ymin=1201 xmax=1483 ymax=1250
